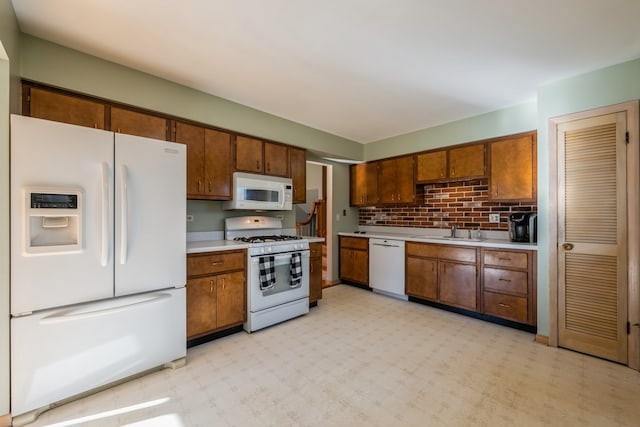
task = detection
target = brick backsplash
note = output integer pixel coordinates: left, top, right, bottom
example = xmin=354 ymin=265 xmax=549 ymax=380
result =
xmin=358 ymin=178 xmax=536 ymax=231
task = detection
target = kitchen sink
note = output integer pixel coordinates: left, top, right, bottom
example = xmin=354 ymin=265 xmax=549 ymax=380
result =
xmin=409 ymin=235 xmax=482 ymax=242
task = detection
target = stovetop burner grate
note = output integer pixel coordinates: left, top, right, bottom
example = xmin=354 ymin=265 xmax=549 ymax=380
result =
xmin=233 ymin=235 xmax=303 ymax=244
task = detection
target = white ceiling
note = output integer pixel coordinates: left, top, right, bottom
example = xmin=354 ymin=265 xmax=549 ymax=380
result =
xmin=11 ymin=0 xmax=640 ymax=143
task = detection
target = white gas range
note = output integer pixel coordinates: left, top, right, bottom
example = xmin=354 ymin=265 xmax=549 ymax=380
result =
xmin=225 ymin=216 xmax=310 ymax=332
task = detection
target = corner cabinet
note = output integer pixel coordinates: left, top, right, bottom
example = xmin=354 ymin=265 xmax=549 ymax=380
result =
xmin=339 ymin=236 xmax=369 ymax=286
xmin=350 ymin=162 xmax=379 ymax=206
xmin=488 ymin=133 xmax=537 ymax=201
xmin=186 ymin=250 xmax=246 ymax=340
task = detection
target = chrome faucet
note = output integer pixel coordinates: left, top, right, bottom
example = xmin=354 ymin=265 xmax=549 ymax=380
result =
xmin=450 ymin=224 xmax=457 ymax=238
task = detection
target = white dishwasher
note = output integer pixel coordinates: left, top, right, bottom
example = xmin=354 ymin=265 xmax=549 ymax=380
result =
xmin=369 ymin=238 xmax=407 ymax=300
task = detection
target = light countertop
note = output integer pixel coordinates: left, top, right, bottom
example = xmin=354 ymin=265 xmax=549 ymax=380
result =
xmin=187 ymin=236 xmax=325 ymax=254
xmin=338 ymin=230 xmax=537 ymax=250
xmin=187 ymin=240 xmax=249 ymax=254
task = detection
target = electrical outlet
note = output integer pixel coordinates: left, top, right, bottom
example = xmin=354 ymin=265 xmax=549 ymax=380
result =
xmin=186 ymin=215 xmax=194 ymax=222
xmin=489 ymin=214 xmax=500 ymax=223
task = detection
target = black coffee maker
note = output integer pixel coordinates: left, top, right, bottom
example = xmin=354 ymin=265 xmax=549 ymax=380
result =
xmin=509 ymin=213 xmax=537 ymax=243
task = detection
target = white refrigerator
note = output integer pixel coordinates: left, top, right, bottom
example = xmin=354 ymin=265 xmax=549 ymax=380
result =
xmin=10 ymin=115 xmax=187 ymax=420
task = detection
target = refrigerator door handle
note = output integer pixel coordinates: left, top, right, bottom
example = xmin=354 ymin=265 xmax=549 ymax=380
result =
xmin=119 ymin=164 xmax=128 ymax=265
xmin=100 ymin=162 xmax=110 ymax=267
xmin=40 ymin=292 xmax=171 ymax=324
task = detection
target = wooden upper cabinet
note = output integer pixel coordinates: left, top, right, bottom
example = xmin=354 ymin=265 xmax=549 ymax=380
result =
xmin=417 ymin=150 xmax=447 ymax=182
xmin=448 ymin=143 xmax=485 ymax=180
xmin=175 ymin=120 xmax=232 ymax=200
xmin=350 ymin=162 xmax=379 ymax=206
xmin=204 ymin=128 xmax=233 ymax=199
xmin=378 ymin=155 xmax=415 ymax=204
xmin=235 ymin=135 xmax=264 ymax=173
xmin=28 ymin=87 xmax=106 ymax=129
xmin=417 ymin=143 xmax=485 ymax=183
xmin=176 ymin=121 xmax=205 ymax=196
xmin=489 ymin=133 xmax=537 ymax=201
xmin=110 ymin=107 xmax=169 ymax=140
xmin=264 ymin=142 xmax=289 ymax=177
xmin=289 ymin=147 xmax=307 ymax=204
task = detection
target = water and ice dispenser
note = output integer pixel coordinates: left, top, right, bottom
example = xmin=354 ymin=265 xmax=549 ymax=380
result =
xmin=24 ymin=187 xmax=83 ymax=254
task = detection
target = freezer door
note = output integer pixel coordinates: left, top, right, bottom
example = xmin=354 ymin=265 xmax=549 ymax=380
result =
xmin=114 ymin=134 xmax=186 ymax=295
xmin=11 ymin=288 xmax=186 ymax=416
xmin=10 ymin=115 xmax=114 ymax=314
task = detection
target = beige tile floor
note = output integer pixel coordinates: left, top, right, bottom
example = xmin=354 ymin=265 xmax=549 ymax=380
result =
xmin=27 ymin=284 xmax=640 ymax=427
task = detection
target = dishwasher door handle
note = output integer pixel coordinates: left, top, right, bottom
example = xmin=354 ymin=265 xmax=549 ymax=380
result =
xmin=372 ymin=243 xmax=401 ymax=248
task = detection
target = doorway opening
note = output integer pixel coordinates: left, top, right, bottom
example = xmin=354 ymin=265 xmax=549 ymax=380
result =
xmin=295 ymin=161 xmax=333 ymax=287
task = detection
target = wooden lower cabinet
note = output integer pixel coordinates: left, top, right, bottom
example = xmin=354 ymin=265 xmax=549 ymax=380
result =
xmin=309 ymin=242 xmax=323 ymax=304
xmin=405 ymin=242 xmax=478 ymax=311
xmin=339 ymin=236 xmax=369 ymax=285
xmin=405 ymin=256 xmax=437 ymax=300
xmin=186 ymin=250 xmax=246 ymax=339
xmin=438 ymin=260 xmax=477 ymax=310
xmin=481 ymin=248 xmax=536 ymax=325
xmin=406 ymin=242 xmax=536 ymax=326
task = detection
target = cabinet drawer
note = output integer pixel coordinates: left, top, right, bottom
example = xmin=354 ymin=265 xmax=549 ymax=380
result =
xmin=483 ymin=268 xmax=528 ymax=294
xmin=483 ymin=249 xmax=528 ymax=269
xmin=483 ymin=291 xmax=528 ymax=323
xmin=406 ymin=242 xmax=438 ymax=258
xmin=341 ymin=236 xmax=368 ymax=250
xmin=438 ymin=246 xmax=476 ymax=263
xmin=187 ymin=251 xmax=245 ymax=277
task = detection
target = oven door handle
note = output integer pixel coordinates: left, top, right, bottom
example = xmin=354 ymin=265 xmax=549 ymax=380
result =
xmin=254 ymin=252 xmax=310 ymax=265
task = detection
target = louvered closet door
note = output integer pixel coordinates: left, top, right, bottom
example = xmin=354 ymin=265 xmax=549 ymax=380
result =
xmin=557 ymin=112 xmax=628 ymax=363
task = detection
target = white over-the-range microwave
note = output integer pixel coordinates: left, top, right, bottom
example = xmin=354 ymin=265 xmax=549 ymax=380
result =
xmin=223 ymin=172 xmax=293 ymax=211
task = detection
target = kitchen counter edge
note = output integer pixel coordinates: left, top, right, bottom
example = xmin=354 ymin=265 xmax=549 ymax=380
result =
xmin=187 ymin=240 xmax=249 ymax=254
xmin=338 ymin=232 xmax=537 ymax=251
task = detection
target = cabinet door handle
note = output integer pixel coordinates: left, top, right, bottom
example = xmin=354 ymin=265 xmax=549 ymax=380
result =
xmin=310 ymin=263 xmax=314 ymax=273
xmin=256 ymin=160 xmax=260 ymax=170
xmin=498 ymin=303 xmax=510 ymax=308
xmin=451 ymin=167 xmax=456 ymax=176
xmin=209 ymin=280 xmax=214 ymax=293
xmin=498 ymin=257 xmax=511 ymax=261
xmin=498 ymin=278 xmax=511 ymax=282
xmin=221 ymin=277 xmax=225 ymax=289
xmin=211 ymin=261 xmax=223 ymax=266
xmin=198 ymin=180 xmax=202 ymax=192
xmin=208 ymin=181 xmax=212 ymax=192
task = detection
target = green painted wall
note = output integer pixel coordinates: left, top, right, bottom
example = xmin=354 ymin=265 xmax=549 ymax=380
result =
xmin=18 ymin=34 xmax=361 ymax=282
xmin=0 ymin=0 xmax=21 ymax=416
xmin=536 ymin=58 xmax=640 ymax=337
xmin=19 ymin=35 xmax=363 ymax=160
xmin=365 ymin=101 xmax=538 ymax=160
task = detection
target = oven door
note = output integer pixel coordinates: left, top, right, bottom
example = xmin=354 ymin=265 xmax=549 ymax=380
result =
xmin=248 ymin=251 xmax=310 ymax=312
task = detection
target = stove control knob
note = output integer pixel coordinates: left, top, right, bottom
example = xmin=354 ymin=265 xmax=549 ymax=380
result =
xmin=259 ymin=248 xmax=265 ymax=255
xmin=267 ymin=247 xmax=272 ymax=253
